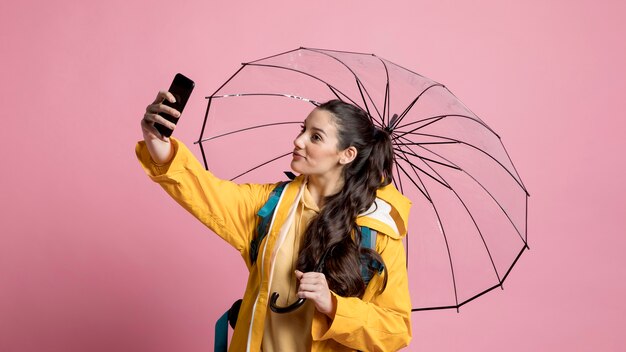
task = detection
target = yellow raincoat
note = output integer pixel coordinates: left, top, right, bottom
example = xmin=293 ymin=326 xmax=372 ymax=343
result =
xmin=136 ymin=138 xmax=412 ymax=351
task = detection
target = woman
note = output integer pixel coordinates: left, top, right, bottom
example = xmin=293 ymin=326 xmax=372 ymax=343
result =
xmin=137 ymin=91 xmax=412 ymax=351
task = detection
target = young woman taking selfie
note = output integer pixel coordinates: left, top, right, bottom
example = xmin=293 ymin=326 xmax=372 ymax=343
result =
xmin=136 ymin=90 xmax=412 ymax=351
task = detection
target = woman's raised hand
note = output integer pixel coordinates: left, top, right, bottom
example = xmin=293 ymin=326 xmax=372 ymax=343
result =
xmin=141 ymin=91 xmax=180 ymax=164
xmin=141 ymin=91 xmax=180 ymax=140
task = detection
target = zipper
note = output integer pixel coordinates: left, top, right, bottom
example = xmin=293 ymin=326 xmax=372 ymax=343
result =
xmin=246 ymin=183 xmax=289 ymax=351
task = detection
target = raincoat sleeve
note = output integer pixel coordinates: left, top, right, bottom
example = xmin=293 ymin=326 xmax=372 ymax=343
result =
xmin=135 ymin=138 xmax=274 ymax=264
xmin=311 ymin=233 xmax=412 ymax=351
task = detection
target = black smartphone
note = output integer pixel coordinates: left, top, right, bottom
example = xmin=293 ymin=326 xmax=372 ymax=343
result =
xmin=155 ymin=73 xmax=195 ymax=138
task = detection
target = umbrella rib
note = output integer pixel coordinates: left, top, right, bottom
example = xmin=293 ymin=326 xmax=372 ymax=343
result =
xmin=327 ymin=85 xmax=345 ymax=103
xmin=357 ymin=77 xmax=384 ymax=123
xmin=394 ymin=151 xmax=450 ymax=193
xmin=396 ymin=136 xmax=461 ymax=188
xmin=209 ymin=93 xmax=320 ymax=105
xmin=393 ymin=115 xmax=446 ymax=135
xmin=379 ymin=56 xmax=435 ymax=83
xmin=500 ymin=141 xmax=530 ymax=196
xmin=501 ymin=241 xmax=529 ymax=283
xmin=245 ymin=47 xmax=302 ymax=64
xmin=302 ymin=46 xmax=376 ymax=56
xmin=397 ymin=112 xmax=497 ymax=138
xmin=391 ymin=159 xmax=411 ymax=270
xmin=395 ymin=114 xmax=492 ymax=139
xmin=229 ymin=151 xmax=293 ymax=181
xmin=395 ymin=133 xmax=528 ymax=246
xmin=412 ymin=243 xmax=529 ymax=312
xmin=394 ymin=83 xmax=446 ymax=128
xmin=397 ymin=141 xmax=458 ymax=146
xmin=394 ymin=135 xmax=520 ymax=287
xmin=393 ymin=157 xmax=405 ymax=195
xmin=444 ymin=181 xmax=503 ymax=284
xmin=395 ymin=145 xmax=434 ymax=199
xmin=395 ymin=141 xmax=474 ymax=312
xmin=393 ymin=137 xmax=433 ymax=193
xmin=245 ymin=63 xmax=365 ymax=110
xmin=393 ymin=129 xmax=459 ymax=143
xmin=356 ymin=79 xmax=384 ymax=127
xmin=353 ymin=74 xmax=372 ymax=120
xmin=393 ymin=132 xmax=462 ymax=172
xmin=197 ymin=96 xmax=213 ymax=170
xmin=393 ymin=115 xmax=526 ymax=196
xmin=195 ymin=121 xmax=301 ymax=143
xmin=304 ymin=48 xmax=384 ymax=121
xmin=207 ymin=65 xmax=247 ymax=98
xmin=392 ymin=146 xmax=460 ymax=171
xmin=199 ymin=142 xmax=208 ymax=171
xmin=423 ymin=186 xmax=460 ymax=310
xmin=392 ymin=83 xmax=498 ymax=137
xmin=525 ymin=196 xmax=528 ymax=243
xmin=394 ymin=157 xmax=432 ymax=203
xmin=381 ymin=81 xmax=387 ymax=126
xmin=196 ymin=93 xmax=313 ymax=170
xmin=444 ymin=87 xmax=490 ymax=127
xmin=395 ymin=128 xmax=529 ymax=199
xmin=376 ymin=55 xmax=391 ymax=126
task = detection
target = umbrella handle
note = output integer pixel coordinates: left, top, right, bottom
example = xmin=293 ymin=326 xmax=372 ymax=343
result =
xmin=269 ymin=292 xmax=306 ymax=313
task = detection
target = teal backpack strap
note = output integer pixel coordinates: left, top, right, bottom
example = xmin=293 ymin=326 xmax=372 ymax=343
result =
xmin=249 ymin=181 xmax=289 ymax=265
xmin=360 ymin=226 xmax=385 ymax=286
xmin=214 ymin=310 xmax=229 ymax=352
xmin=214 ymin=299 xmax=242 ymax=352
xmin=361 ymin=226 xmax=376 ymax=249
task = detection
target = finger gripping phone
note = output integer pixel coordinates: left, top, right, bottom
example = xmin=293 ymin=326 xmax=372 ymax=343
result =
xmin=155 ymin=73 xmax=195 ymax=137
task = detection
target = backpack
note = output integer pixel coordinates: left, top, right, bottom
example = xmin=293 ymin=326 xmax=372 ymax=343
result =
xmin=214 ymin=181 xmax=384 ymax=352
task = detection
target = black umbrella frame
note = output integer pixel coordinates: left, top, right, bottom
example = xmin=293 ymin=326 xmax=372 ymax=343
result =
xmin=194 ymin=47 xmax=530 ymax=312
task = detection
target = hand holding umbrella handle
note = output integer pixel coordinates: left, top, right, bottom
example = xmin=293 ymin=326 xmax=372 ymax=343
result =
xmin=269 ymin=292 xmax=306 ymax=313
xmin=269 ymin=249 xmax=330 ymax=314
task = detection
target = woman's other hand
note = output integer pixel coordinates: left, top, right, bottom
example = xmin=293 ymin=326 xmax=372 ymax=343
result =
xmin=295 ymin=270 xmax=336 ymax=318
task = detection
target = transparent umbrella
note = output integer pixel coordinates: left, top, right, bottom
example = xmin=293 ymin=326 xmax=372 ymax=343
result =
xmin=194 ymin=47 xmax=530 ymax=312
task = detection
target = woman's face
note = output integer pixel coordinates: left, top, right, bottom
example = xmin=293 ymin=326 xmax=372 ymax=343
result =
xmin=291 ymin=108 xmax=345 ymax=178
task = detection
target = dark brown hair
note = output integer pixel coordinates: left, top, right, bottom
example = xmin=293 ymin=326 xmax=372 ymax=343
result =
xmin=297 ymin=100 xmax=394 ymax=297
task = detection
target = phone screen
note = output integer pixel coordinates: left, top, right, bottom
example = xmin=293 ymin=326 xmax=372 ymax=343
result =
xmin=155 ymin=73 xmax=195 ymax=137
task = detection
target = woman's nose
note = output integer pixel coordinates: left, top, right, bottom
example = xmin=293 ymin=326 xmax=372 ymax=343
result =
xmin=293 ymin=133 xmax=305 ymax=148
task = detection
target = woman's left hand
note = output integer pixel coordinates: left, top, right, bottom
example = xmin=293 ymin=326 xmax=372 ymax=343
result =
xmin=295 ymin=270 xmax=336 ymax=317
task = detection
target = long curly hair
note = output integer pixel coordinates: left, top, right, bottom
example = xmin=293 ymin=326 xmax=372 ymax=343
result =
xmin=296 ymin=99 xmax=395 ymax=297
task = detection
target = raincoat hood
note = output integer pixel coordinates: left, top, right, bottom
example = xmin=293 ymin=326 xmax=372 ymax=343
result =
xmin=365 ymin=183 xmax=411 ymax=239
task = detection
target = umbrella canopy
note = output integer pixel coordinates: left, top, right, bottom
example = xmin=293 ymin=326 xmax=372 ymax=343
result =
xmin=194 ymin=47 xmax=529 ymax=311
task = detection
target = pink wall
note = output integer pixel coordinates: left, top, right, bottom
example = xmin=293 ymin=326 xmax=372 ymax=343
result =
xmin=1 ymin=0 xmax=625 ymax=351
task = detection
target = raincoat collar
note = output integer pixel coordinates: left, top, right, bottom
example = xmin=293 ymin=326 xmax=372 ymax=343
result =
xmin=289 ymin=175 xmax=411 ymax=239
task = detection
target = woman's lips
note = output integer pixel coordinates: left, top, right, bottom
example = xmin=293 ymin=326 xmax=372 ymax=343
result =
xmin=292 ymin=151 xmax=304 ymax=159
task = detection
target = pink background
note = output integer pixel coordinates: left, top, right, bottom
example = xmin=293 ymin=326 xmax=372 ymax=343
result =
xmin=1 ymin=0 xmax=625 ymax=351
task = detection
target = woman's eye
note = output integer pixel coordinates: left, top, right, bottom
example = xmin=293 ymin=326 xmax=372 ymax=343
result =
xmin=312 ymin=134 xmax=322 ymax=142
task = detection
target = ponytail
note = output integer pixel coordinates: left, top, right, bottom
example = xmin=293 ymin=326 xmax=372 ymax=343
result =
xmin=371 ymin=127 xmax=394 ymax=188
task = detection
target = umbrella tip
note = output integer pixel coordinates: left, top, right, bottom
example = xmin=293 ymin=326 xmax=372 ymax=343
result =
xmin=386 ymin=114 xmax=400 ymax=133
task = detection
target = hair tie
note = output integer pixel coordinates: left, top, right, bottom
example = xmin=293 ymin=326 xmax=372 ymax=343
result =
xmin=373 ymin=127 xmax=386 ymax=140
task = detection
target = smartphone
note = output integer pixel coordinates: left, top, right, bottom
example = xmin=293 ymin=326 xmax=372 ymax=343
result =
xmin=155 ymin=73 xmax=195 ymax=137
